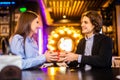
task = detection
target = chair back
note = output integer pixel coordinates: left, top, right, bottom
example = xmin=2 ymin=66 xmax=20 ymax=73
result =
xmin=112 ymin=56 xmax=120 ymax=67
xmin=1 ymin=37 xmax=11 ymax=55
xmin=0 ymin=37 xmax=22 ymax=72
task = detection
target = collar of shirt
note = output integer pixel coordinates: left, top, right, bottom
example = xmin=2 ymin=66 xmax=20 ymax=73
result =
xmin=27 ymin=36 xmax=34 ymax=43
xmin=85 ymin=34 xmax=95 ymax=40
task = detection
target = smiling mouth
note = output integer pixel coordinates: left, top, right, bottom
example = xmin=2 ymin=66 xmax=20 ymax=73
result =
xmin=82 ymin=27 xmax=87 ymax=30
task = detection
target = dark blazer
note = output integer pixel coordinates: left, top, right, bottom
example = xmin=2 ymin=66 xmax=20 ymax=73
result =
xmin=68 ymin=34 xmax=113 ymax=68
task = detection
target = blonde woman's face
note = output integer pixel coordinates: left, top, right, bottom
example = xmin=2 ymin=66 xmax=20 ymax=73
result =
xmin=30 ymin=17 xmax=43 ymax=34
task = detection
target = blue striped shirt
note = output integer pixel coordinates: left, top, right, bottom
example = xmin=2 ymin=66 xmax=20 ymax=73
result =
xmin=10 ymin=34 xmax=46 ymax=69
xmin=78 ymin=34 xmax=94 ymax=70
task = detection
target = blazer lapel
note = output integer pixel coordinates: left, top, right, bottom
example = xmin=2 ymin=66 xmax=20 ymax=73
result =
xmin=92 ymin=34 xmax=102 ymax=55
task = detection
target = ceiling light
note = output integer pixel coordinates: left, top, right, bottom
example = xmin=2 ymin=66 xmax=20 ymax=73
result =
xmin=63 ymin=15 xmax=66 ymax=18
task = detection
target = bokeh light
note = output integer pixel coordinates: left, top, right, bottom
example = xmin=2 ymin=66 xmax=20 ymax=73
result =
xmin=47 ymin=26 xmax=83 ymax=52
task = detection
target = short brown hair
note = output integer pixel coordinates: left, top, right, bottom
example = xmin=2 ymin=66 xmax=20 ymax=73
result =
xmin=81 ymin=10 xmax=103 ymax=33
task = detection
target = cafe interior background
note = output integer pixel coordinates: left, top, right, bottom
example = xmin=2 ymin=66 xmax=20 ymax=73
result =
xmin=0 ymin=0 xmax=120 ymax=56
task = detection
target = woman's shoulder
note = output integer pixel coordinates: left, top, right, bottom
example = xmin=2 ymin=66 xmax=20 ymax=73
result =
xmin=12 ymin=34 xmax=23 ymax=39
xmin=11 ymin=34 xmax=24 ymax=42
xmin=13 ymin=34 xmax=23 ymax=38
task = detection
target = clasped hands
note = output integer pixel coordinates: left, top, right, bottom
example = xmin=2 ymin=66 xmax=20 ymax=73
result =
xmin=44 ymin=50 xmax=79 ymax=63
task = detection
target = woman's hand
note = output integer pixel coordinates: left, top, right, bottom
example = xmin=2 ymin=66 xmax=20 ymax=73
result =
xmin=58 ymin=51 xmax=67 ymax=62
xmin=44 ymin=50 xmax=58 ymax=62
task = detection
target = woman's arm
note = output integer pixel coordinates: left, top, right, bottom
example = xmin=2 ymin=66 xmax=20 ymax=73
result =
xmin=10 ymin=35 xmax=46 ymax=69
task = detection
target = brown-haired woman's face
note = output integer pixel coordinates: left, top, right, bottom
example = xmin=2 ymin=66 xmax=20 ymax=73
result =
xmin=81 ymin=16 xmax=95 ymax=35
xmin=30 ymin=17 xmax=42 ymax=34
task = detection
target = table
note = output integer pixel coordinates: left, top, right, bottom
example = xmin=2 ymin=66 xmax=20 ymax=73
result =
xmin=22 ymin=67 xmax=120 ymax=80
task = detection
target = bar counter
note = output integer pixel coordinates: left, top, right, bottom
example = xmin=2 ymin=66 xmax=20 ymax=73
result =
xmin=22 ymin=67 xmax=120 ymax=80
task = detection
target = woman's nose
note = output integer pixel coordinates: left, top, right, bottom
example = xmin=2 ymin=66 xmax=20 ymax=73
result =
xmin=38 ymin=23 xmax=42 ymax=28
xmin=39 ymin=21 xmax=43 ymax=27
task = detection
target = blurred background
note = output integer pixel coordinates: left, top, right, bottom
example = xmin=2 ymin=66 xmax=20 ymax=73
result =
xmin=0 ymin=0 xmax=120 ymax=56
